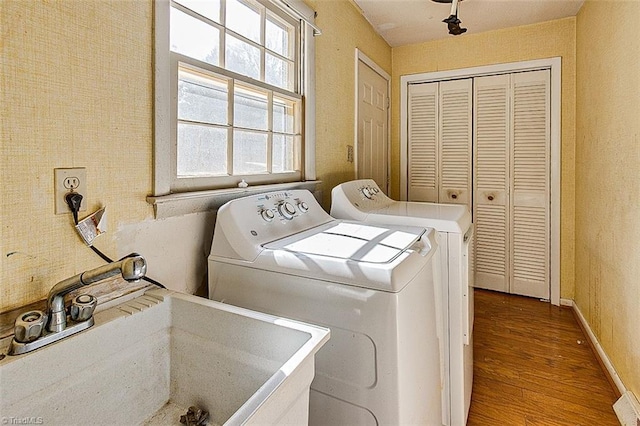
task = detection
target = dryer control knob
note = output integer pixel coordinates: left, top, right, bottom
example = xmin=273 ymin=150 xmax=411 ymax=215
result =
xmin=362 ymin=188 xmax=373 ymax=199
xmin=260 ymin=209 xmax=275 ymax=222
xmin=279 ymin=202 xmax=296 ymax=219
xmin=298 ymin=201 xmax=309 ymax=213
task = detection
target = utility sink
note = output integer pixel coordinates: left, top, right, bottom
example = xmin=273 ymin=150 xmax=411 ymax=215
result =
xmin=0 ymin=288 xmax=329 ymax=425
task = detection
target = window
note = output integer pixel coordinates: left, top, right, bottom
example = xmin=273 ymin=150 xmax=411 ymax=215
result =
xmin=154 ymin=0 xmax=316 ymax=195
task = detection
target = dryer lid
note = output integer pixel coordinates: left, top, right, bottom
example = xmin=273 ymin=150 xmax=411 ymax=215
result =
xmin=263 ymin=221 xmax=426 ymax=264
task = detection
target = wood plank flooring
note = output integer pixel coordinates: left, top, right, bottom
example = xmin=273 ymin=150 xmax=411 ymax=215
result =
xmin=466 ymin=289 xmax=619 ymax=426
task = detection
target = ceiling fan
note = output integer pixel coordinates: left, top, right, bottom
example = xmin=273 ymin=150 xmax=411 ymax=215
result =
xmin=432 ymin=0 xmax=467 ymax=35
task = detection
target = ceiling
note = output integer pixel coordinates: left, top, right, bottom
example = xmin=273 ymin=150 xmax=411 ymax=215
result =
xmin=352 ymin=0 xmax=584 ymax=47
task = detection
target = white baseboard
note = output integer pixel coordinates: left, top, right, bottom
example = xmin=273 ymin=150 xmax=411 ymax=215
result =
xmin=573 ymin=301 xmax=626 ymax=394
xmin=572 ymin=301 xmax=640 ymax=426
xmin=560 ymin=298 xmax=573 ymax=307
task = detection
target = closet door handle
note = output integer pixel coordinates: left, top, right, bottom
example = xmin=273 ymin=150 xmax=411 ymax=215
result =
xmin=488 ymin=195 xmax=494 ymax=201
xmin=451 ymin=194 xmax=458 ymax=199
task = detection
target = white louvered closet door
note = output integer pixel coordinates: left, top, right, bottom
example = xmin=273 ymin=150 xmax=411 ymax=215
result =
xmin=473 ymin=74 xmax=510 ymax=293
xmin=510 ymin=70 xmax=550 ymax=299
xmin=439 ymin=79 xmax=472 ymax=207
xmin=472 ymin=70 xmax=550 ymax=299
xmin=407 ymin=82 xmax=439 ymax=202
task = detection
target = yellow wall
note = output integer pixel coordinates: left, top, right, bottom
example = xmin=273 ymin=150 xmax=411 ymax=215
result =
xmin=575 ymin=0 xmax=640 ymax=397
xmin=1 ymin=0 xmax=155 ymax=311
xmin=306 ymin=0 xmax=392 ymax=208
xmin=391 ymin=18 xmax=577 ymax=299
xmin=0 ymin=0 xmax=389 ymax=312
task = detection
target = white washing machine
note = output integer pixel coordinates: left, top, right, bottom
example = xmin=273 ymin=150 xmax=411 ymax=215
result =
xmin=208 ymin=189 xmax=443 ymax=426
xmin=331 ymin=179 xmax=474 ymax=426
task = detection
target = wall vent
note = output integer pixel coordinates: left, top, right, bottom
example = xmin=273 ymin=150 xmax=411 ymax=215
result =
xmin=614 ymin=391 xmax=640 ymax=426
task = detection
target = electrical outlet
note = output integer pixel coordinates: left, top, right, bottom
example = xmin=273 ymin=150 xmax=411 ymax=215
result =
xmin=54 ymin=168 xmax=87 ymax=214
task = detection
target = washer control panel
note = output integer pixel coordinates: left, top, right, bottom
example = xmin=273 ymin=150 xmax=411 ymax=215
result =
xmin=353 ymin=181 xmax=393 ymax=209
xmin=213 ymin=189 xmax=333 ymax=261
xmin=360 ymin=185 xmax=381 ymax=200
xmin=218 ymin=189 xmax=333 ymax=246
xmin=255 ymin=191 xmax=317 ymax=225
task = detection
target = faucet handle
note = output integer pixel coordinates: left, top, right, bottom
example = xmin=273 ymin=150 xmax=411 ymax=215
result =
xmin=14 ymin=310 xmax=46 ymax=343
xmin=70 ymin=294 xmax=97 ymax=322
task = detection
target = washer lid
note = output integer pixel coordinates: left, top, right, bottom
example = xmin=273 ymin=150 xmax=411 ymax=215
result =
xmin=264 ymin=221 xmax=425 ymax=264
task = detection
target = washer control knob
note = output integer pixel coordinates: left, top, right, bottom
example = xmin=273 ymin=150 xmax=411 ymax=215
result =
xmin=70 ymin=294 xmax=97 ymax=322
xmin=362 ymin=188 xmax=373 ymax=199
xmin=279 ymin=202 xmax=296 ymax=219
xmin=298 ymin=201 xmax=309 ymax=213
xmin=260 ymin=209 xmax=275 ymax=222
xmin=13 ymin=310 xmax=46 ymax=343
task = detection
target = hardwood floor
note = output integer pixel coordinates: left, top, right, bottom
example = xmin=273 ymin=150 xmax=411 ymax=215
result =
xmin=466 ymin=289 xmax=619 ymax=426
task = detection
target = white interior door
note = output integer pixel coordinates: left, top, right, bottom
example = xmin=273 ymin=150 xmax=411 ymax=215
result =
xmin=439 ymin=79 xmax=472 ymax=207
xmin=474 ymin=74 xmax=510 ymax=293
xmin=357 ymin=58 xmax=389 ymax=193
xmin=510 ymin=70 xmax=550 ymax=299
xmin=407 ymin=82 xmax=438 ymax=202
xmin=473 ymin=71 xmax=551 ymax=299
xmin=407 ymin=80 xmax=472 ymax=204
xmin=400 ymin=58 xmax=561 ymax=304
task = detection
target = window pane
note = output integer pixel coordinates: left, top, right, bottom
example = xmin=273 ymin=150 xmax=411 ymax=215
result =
xmin=226 ymin=0 xmax=260 ymax=43
xmin=265 ymin=53 xmax=292 ymax=90
xmin=266 ymin=15 xmax=292 ymax=58
xmin=234 ymin=85 xmax=268 ymax=130
xmin=174 ymin=0 xmax=220 ymax=23
xmin=272 ymin=134 xmax=297 ymax=173
xmin=233 ymin=131 xmax=267 ymax=174
xmin=171 ymin=7 xmax=219 ymax=65
xmin=178 ymin=68 xmax=227 ymax=125
xmin=273 ymin=97 xmax=295 ymax=133
xmin=177 ymin=123 xmax=227 ymax=177
xmin=225 ymin=34 xmax=260 ymax=80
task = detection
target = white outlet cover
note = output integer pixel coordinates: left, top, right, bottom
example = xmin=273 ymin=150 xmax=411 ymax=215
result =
xmin=54 ymin=168 xmax=87 ymax=214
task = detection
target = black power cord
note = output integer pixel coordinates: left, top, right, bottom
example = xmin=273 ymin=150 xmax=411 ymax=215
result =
xmin=65 ymin=192 xmax=83 ymax=225
xmin=65 ymin=192 xmax=166 ymax=289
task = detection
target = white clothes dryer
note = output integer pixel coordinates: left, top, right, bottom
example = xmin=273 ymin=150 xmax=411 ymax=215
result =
xmin=331 ymin=179 xmax=474 ymax=426
xmin=208 ymin=189 xmax=443 ymax=426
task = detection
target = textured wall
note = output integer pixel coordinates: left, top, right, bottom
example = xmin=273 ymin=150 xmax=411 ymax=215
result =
xmin=575 ymin=0 xmax=640 ymax=397
xmin=0 ymin=0 xmax=390 ymax=312
xmin=306 ymin=0 xmax=392 ymax=208
xmin=391 ymin=18 xmax=577 ymax=299
xmin=1 ymin=0 xmax=155 ymax=311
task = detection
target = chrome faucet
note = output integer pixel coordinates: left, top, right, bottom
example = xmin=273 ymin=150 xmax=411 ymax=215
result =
xmin=47 ymin=255 xmax=147 ymax=332
xmin=8 ymin=255 xmax=147 ymax=355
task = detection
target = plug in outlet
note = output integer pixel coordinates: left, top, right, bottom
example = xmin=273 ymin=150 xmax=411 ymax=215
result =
xmin=54 ymin=168 xmax=87 ymax=214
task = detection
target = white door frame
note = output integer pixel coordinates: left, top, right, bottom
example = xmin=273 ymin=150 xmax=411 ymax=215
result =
xmin=355 ymin=49 xmax=391 ymax=193
xmin=400 ymin=57 xmax=561 ymax=306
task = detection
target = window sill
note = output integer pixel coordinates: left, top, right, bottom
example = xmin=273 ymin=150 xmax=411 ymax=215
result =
xmin=147 ymin=180 xmax=322 ymax=219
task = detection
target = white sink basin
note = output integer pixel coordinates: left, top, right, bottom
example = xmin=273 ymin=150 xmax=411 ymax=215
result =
xmin=0 ymin=288 xmax=329 ymax=425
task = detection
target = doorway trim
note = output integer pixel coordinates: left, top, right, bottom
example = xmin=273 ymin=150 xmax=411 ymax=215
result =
xmin=399 ymin=57 xmax=561 ymax=306
xmin=355 ymin=49 xmax=391 ymax=193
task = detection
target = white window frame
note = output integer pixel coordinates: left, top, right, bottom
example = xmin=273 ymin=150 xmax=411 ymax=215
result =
xmin=152 ymin=0 xmax=317 ymax=216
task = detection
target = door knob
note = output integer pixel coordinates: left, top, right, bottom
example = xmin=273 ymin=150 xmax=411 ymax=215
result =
xmin=488 ymin=195 xmax=494 ymax=201
xmin=451 ymin=194 xmax=458 ymax=199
